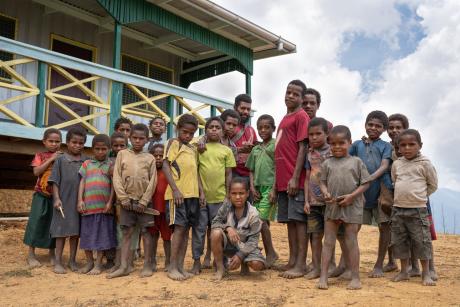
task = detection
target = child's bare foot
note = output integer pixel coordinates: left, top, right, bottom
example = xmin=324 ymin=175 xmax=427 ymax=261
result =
xmin=265 ymin=253 xmax=279 ymax=269
xmin=317 ymin=276 xmax=328 ymax=290
xmin=140 ymin=265 xmax=153 ymax=278
xmin=106 ymin=267 xmax=129 ymax=279
xmin=430 ymin=269 xmax=438 ymax=281
xmin=279 ymin=267 xmax=305 ymax=279
xmin=151 ymin=261 xmax=157 ymax=272
xmin=383 ymin=262 xmax=398 ymax=272
xmin=273 ymin=263 xmax=294 ymax=272
xmin=338 ymin=270 xmax=352 ymax=281
xmin=27 ymin=255 xmax=42 ymax=268
xmin=213 ymin=269 xmax=225 ymax=281
xmin=103 ymin=260 xmax=115 ymax=270
xmin=54 ymin=263 xmax=66 ymax=274
xmin=392 ymin=271 xmax=410 ymax=282
xmin=202 ymin=257 xmax=212 ymax=269
xmin=422 ymin=272 xmax=436 ymax=286
xmin=408 ymin=266 xmax=421 ymax=277
xmin=190 ymin=259 xmax=201 ymax=275
xmin=79 ymin=262 xmax=94 ymax=274
xmin=167 ymin=269 xmax=186 ymax=281
xmin=328 ymin=266 xmax=345 ymax=278
xmin=240 ymin=262 xmax=250 ymax=276
xmin=49 ymin=250 xmax=56 ymax=266
xmin=305 ymin=268 xmax=321 ymax=280
xmin=368 ymin=267 xmax=384 ymax=278
xmin=327 ymin=262 xmax=337 ymax=275
xmin=127 ymin=264 xmax=135 ymax=274
xmin=87 ymin=264 xmax=103 ymax=275
xmin=68 ymin=261 xmax=79 ymax=272
xmin=108 ymin=264 xmax=120 ymax=273
xmin=347 ymin=278 xmax=362 ymax=290
xmin=306 ymin=262 xmax=313 ymax=273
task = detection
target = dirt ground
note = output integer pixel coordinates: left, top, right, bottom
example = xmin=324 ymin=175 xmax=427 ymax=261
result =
xmin=0 ymin=222 xmax=459 ymax=306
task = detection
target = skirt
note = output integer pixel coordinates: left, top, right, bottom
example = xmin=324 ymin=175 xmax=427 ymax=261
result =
xmin=23 ymin=193 xmax=56 ymax=249
xmin=80 ymin=213 xmax=117 ymax=251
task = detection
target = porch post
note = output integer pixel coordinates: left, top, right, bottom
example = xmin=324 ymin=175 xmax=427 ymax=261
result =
xmin=109 ymin=22 xmax=122 ymax=133
xmin=245 ymin=71 xmax=251 ymax=96
xmin=210 ymin=105 xmax=216 ymax=117
xmin=35 ymin=61 xmax=47 ymax=127
xmin=167 ymin=96 xmax=174 ymax=139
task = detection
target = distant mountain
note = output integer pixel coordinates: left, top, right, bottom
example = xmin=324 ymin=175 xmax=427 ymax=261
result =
xmin=429 ymin=188 xmax=460 ymax=235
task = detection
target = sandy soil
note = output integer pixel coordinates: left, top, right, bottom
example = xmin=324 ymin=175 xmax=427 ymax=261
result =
xmin=0 ymin=222 xmax=459 ymax=306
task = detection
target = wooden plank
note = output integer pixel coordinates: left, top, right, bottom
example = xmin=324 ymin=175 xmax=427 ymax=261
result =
xmin=47 ymin=92 xmax=110 ymax=109
xmin=124 ymin=84 xmax=169 ymax=119
xmin=48 ymin=75 xmax=100 ymax=93
xmin=174 ymin=96 xmax=206 ymax=124
xmin=0 ymin=81 xmax=38 ymax=93
xmin=0 ymin=91 xmax=38 ymax=106
xmin=0 ymin=57 xmax=35 ymax=67
xmin=0 ymin=105 xmax=34 ymax=127
xmin=122 ymin=93 xmax=169 ymax=109
xmin=49 ymin=110 xmax=109 ymax=130
xmin=0 ymin=59 xmax=36 ymax=89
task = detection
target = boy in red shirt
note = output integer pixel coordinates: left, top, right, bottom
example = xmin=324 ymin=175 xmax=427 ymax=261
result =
xmin=271 ymin=80 xmax=310 ymax=278
xmin=148 ymin=143 xmax=171 ymax=272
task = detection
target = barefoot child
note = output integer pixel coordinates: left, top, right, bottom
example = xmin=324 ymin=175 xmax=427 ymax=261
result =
xmin=303 ymin=117 xmax=331 ymax=280
xmin=246 ymin=114 xmax=279 ymax=267
xmin=49 ymin=127 xmax=88 ymax=274
xmin=114 ymin=117 xmax=132 ymax=139
xmin=350 ymin=110 xmax=393 ymax=278
xmin=163 ymin=114 xmax=205 ymax=281
xmin=192 ymin=117 xmax=236 ymax=274
xmin=148 ymin=143 xmax=172 ymax=272
xmin=78 ymin=134 xmax=117 ymax=275
xmin=317 ymin=125 xmax=371 ymax=290
xmin=273 ymin=80 xmax=310 ymax=279
xmin=147 ymin=117 xmax=166 ymax=151
xmin=211 ymin=177 xmax=265 ymax=280
xmin=23 ymin=128 xmax=62 ymax=268
xmin=108 ymin=123 xmax=157 ymax=278
xmin=391 ymin=129 xmax=438 ymax=286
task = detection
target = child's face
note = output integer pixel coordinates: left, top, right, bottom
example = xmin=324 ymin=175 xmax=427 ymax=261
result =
xmin=43 ymin=133 xmax=61 ymax=152
xmin=257 ymin=119 xmax=274 ymax=142
xmin=398 ymin=134 xmax=421 ymax=160
xmin=117 ymin=123 xmax=131 ymax=138
xmin=308 ymin=125 xmax=327 ymax=149
xmin=206 ymin=120 xmax=223 ymax=142
xmin=302 ymin=94 xmax=318 ymax=119
xmin=329 ymin=133 xmax=351 ymax=158
xmin=224 ymin=117 xmax=239 ymax=138
xmin=365 ymin=118 xmax=385 ymax=140
xmin=111 ymin=137 xmax=127 ymax=156
xmin=388 ymin=120 xmax=405 ymax=142
xmin=93 ymin=142 xmax=109 ymax=161
xmin=130 ymin=130 xmax=148 ymax=152
xmin=152 ymin=147 xmax=164 ymax=169
xmin=284 ymin=84 xmax=303 ymax=111
xmin=229 ymin=182 xmax=249 ymax=209
xmin=67 ymin=135 xmax=85 ymax=155
xmin=150 ymin=119 xmax=166 ymax=136
xmin=178 ymin=123 xmax=197 ymax=144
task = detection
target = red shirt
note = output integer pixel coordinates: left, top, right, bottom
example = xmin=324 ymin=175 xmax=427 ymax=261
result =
xmin=233 ymin=124 xmax=258 ymax=177
xmin=31 ymin=152 xmax=55 ymax=196
xmin=152 ymin=169 xmax=168 ymax=212
xmin=275 ymin=109 xmax=310 ymax=191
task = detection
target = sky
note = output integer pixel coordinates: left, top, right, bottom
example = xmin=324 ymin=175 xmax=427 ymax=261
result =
xmin=190 ymin=0 xmax=460 ymax=192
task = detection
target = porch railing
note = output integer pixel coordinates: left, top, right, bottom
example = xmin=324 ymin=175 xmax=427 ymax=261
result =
xmin=0 ymin=37 xmax=231 ymax=137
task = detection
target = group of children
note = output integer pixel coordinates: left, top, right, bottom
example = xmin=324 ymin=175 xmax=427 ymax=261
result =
xmin=22 ymin=79 xmax=438 ymax=289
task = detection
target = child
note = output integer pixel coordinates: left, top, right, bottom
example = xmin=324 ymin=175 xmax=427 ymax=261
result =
xmin=148 ymin=143 xmax=172 ymax=272
xmin=23 ymin=128 xmax=62 ymax=268
xmin=163 ymin=114 xmax=204 ymax=281
xmin=272 ymin=80 xmax=310 ymax=279
xmin=192 ymin=117 xmax=236 ymax=274
xmin=303 ymin=117 xmax=331 ymax=280
xmin=211 ymin=177 xmax=265 ymax=280
xmin=246 ymin=114 xmax=278 ymax=267
xmin=114 ymin=117 xmax=132 ymax=139
xmin=108 ymin=123 xmax=157 ymax=278
xmin=49 ymin=127 xmax=88 ymax=274
xmin=147 ymin=117 xmax=166 ymax=151
xmin=350 ymin=110 xmax=393 ymax=278
xmin=317 ymin=125 xmax=371 ymax=290
xmin=391 ymin=129 xmax=438 ymax=286
xmin=78 ymin=134 xmax=117 ymax=275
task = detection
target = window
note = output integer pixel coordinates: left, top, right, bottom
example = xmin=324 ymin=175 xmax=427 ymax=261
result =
xmin=0 ymin=14 xmax=17 ymax=81
xmin=121 ymin=55 xmax=173 ymax=114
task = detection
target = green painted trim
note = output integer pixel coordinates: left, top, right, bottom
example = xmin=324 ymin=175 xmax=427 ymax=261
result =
xmin=97 ymin=0 xmax=253 ymax=74
xmin=167 ymin=95 xmax=174 ymax=139
xmin=210 ymin=106 xmax=216 ymax=117
xmin=245 ymin=72 xmax=251 ymax=96
xmin=109 ymin=22 xmax=122 ymax=134
xmin=35 ymin=61 xmax=47 ymax=127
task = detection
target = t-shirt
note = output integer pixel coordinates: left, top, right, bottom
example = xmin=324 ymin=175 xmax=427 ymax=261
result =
xmin=164 ymin=139 xmax=199 ymax=200
xmin=305 ymin=144 xmax=331 ymax=206
xmin=152 ymin=169 xmax=168 ymax=212
xmin=275 ymin=108 xmax=310 ymax=191
xmin=78 ymin=159 xmax=112 ymax=215
xmin=233 ymin=123 xmax=258 ymax=177
xmin=198 ymin=142 xmax=236 ymax=203
xmin=31 ymin=152 xmax=55 ymax=196
xmin=349 ymin=138 xmax=392 ymax=209
xmin=245 ymin=139 xmax=275 ymax=187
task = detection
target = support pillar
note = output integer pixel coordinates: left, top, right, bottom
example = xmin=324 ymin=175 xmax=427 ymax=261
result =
xmin=167 ymin=95 xmax=174 ymax=139
xmin=245 ymin=71 xmax=252 ymax=96
xmin=109 ymin=22 xmax=122 ymax=134
xmin=35 ymin=61 xmax=47 ymax=127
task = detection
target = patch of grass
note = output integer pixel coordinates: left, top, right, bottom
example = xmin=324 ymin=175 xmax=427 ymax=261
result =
xmin=3 ymin=269 xmax=32 ymax=278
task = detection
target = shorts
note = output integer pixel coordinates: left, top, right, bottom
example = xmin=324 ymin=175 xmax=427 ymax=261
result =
xmin=254 ymin=186 xmax=277 ymax=221
xmin=277 ymin=190 xmax=307 ymax=223
xmin=119 ymin=207 xmax=155 ymax=230
xmin=363 ymin=205 xmax=391 ymax=226
xmin=168 ymin=198 xmax=200 ymax=227
xmin=307 ymin=206 xmax=325 ymax=234
xmin=391 ymin=207 xmax=432 ymax=260
xmin=217 ymin=228 xmax=266 ymax=265
xmin=148 ymin=213 xmax=172 ymax=241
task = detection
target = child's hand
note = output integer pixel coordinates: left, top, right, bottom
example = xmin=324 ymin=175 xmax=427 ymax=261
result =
xmin=304 ymin=200 xmax=311 ymax=214
xmin=53 ymin=199 xmax=62 ymax=209
xmin=104 ymin=202 xmax=112 ymax=214
xmin=121 ymin=199 xmax=132 ymax=211
xmin=132 ymin=201 xmax=145 ymax=213
xmin=323 ymin=191 xmax=334 ymax=204
xmin=251 ymin=187 xmax=260 ymax=202
xmin=197 ymin=139 xmax=207 ymax=153
xmin=77 ymin=200 xmax=86 ymax=213
xmin=226 ymin=227 xmax=240 ymax=245
xmin=269 ymin=190 xmax=277 ymax=204
xmin=173 ymin=189 xmax=184 ymax=206
xmin=51 ymin=151 xmax=63 ymax=161
xmin=337 ymin=194 xmax=354 ymax=206
xmin=228 ymin=254 xmax=242 ymax=271
xmin=287 ymin=177 xmax=299 ymax=196
xmin=199 ymin=191 xmax=207 ymax=208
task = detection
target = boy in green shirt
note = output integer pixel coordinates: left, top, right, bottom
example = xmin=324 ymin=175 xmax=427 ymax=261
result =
xmin=246 ymin=114 xmax=279 ymax=267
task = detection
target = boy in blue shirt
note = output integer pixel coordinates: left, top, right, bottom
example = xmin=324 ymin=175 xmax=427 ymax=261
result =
xmin=349 ymin=110 xmax=392 ymax=278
